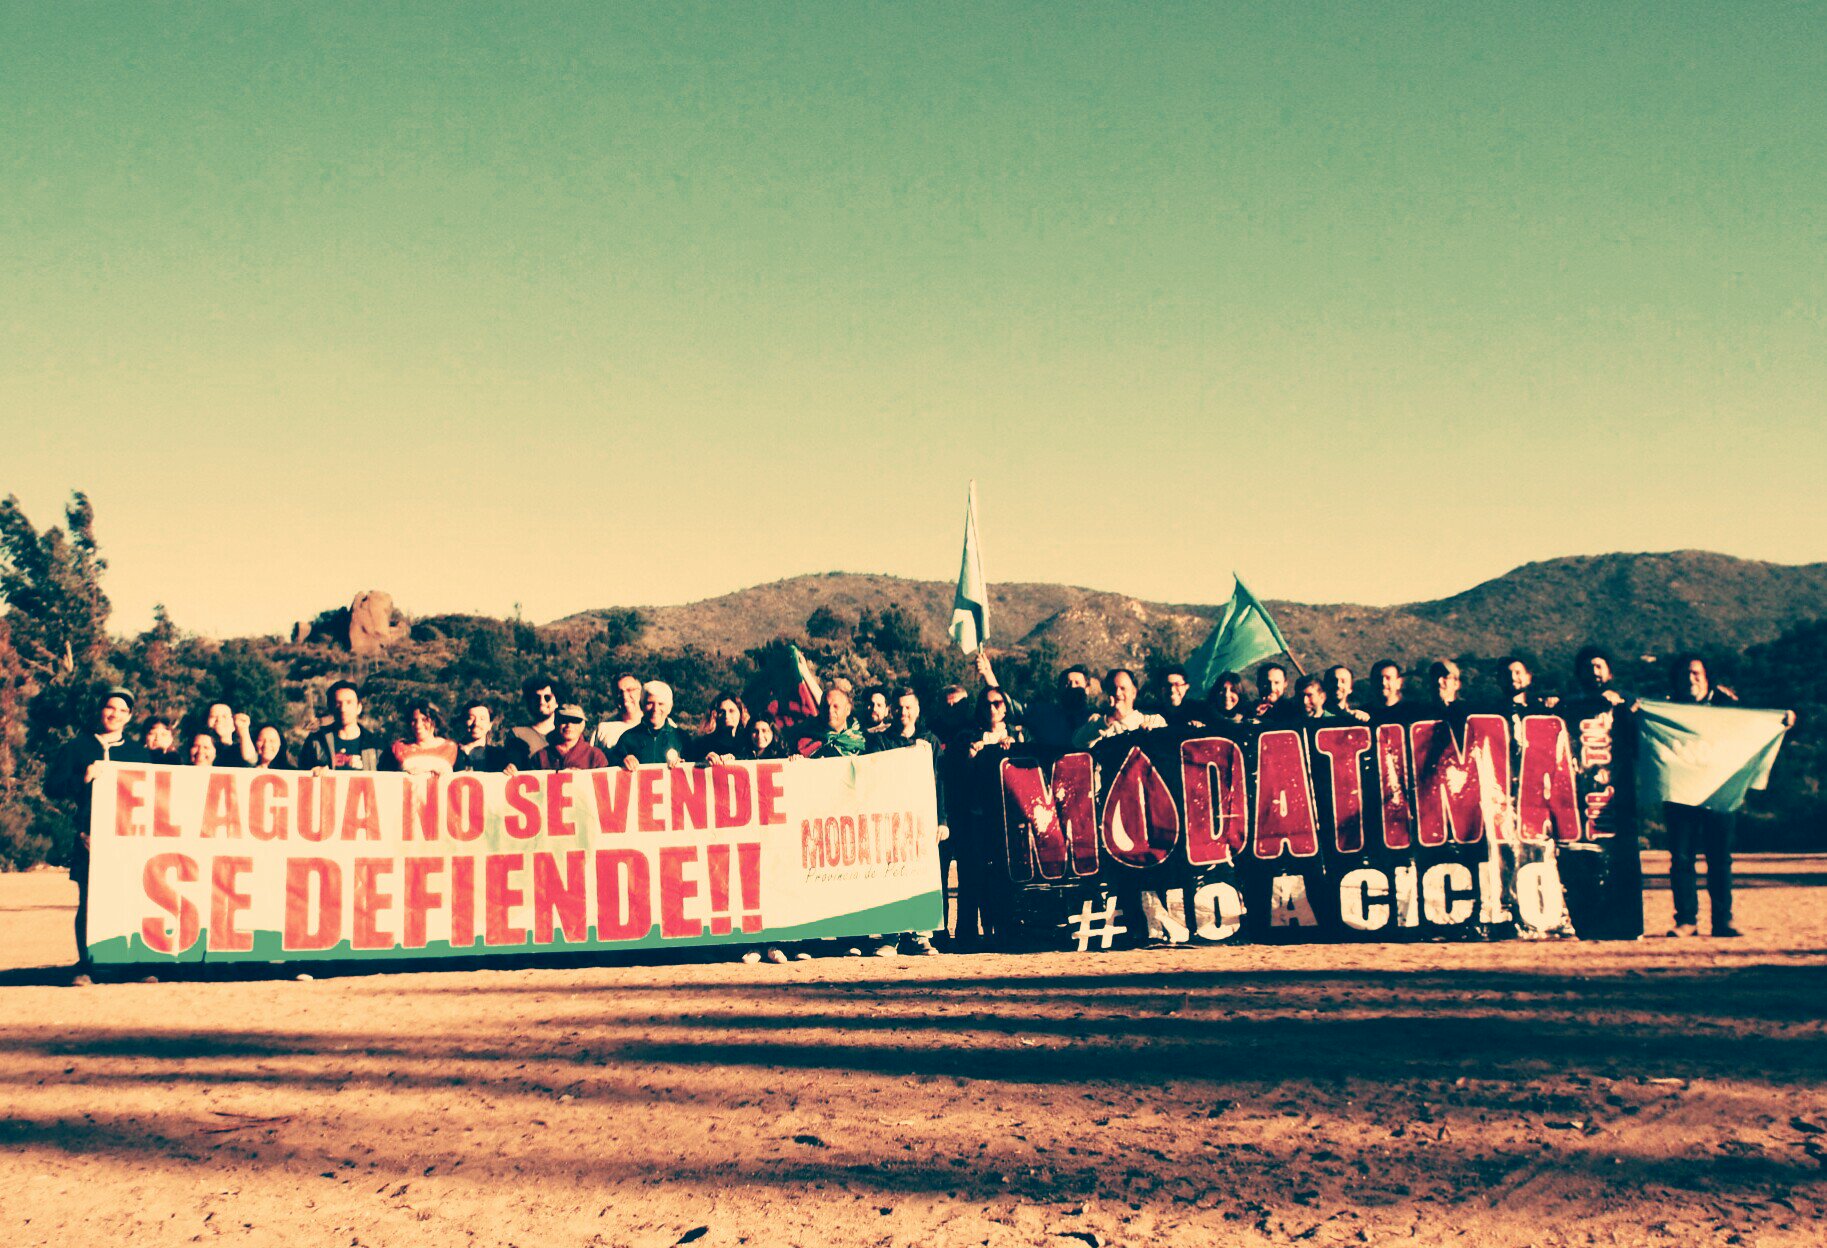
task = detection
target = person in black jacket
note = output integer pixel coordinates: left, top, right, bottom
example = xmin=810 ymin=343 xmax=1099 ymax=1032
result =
xmin=614 ymin=681 xmax=691 ymax=768
xmin=298 ymin=681 xmax=385 ymax=772
xmin=1660 ymin=655 xmax=1795 ymax=939
xmin=1367 ymin=659 xmax=1409 ymax=726
xmin=455 ymin=700 xmax=512 ymax=772
xmin=44 ymin=686 xmax=149 ymax=972
xmin=692 ymin=692 xmax=750 ymax=764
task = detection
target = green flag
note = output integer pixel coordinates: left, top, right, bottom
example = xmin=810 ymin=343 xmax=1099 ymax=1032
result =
xmin=949 ymin=481 xmax=989 ymax=654
xmin=1187 ymin=574 xmax=1291 ymax=695
xmin=1635 ymin=699 xmax=1790 ymax=813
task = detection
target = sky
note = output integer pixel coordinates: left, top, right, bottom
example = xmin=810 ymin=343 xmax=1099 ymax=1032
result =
xmin=3 ymin=2 xmax=1823 ymax=638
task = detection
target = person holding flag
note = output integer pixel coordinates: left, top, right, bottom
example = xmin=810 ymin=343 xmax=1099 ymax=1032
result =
xmin=753 ymin=641 xmax=823 ymax=736
xmin=1638 ymin=655 xmax=1797 ymax=938
xmin=1187 ymin=574 xmax=1299 ymax=701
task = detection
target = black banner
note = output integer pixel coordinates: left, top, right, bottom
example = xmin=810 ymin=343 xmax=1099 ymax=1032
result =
xmin=969 ymin=708 xmax=1641 ymax=951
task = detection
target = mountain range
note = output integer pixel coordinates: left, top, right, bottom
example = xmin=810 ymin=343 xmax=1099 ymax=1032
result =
xmin=547 ymin=551 xmax=1827 ymax=674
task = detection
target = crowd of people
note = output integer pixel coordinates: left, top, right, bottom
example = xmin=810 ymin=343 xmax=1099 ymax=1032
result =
xmin=46 ymin=644 xmax=1793 ymax=978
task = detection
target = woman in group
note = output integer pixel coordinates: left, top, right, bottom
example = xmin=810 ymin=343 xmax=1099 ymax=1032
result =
xmin=249 ymin=723 xmax=294 ymax=770
xmin=388 ymin=700 xmax=459 ymax=775
xmin=142 ymin=717 xmax=179 ymax=763
xmin=693 ymin=692 xmax=750 ymax=764
xmin=1204 ymin=672 xmax=1250 ymax=725
xmin=944 ymin=687 xmax=1025 ymax=946
xmin=737 ymin=716 xmax=783 ymax=761
xmin=185 ymin=732 xmax=218 ymax=767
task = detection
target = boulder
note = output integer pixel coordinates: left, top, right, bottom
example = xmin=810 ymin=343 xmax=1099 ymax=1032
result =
xmin=347 ymin=590 xmax=409 ymax=654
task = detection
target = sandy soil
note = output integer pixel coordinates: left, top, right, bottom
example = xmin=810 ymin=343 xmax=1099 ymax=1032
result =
xmin=3 ymin=855 xmax=1825 ymax=1248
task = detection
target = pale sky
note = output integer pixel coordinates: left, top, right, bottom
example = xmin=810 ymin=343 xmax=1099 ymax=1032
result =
xmin=4 ymin=2 xmax=1823 ymax=637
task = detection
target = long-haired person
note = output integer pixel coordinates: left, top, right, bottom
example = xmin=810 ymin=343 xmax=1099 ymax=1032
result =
xmin=944 ymin=686 xmax=1024 ymax=946
xmin=736 ymin=716 xmax=784 ymax=761
xmin=389 ymin=700 xmax=459 ymax=775
xmin=694 ymin=692 xmax=750 ymax=764
xmin=1205 ymin=672 xmax=1249 ymax=725
xmin=250 ymin=723 xmax=293 ymax=770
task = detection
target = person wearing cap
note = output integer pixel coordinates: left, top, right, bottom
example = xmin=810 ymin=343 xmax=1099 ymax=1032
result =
xmin=614 ymin=682 xmax=691 ymax=769
xmin=45 ymin=686 xmax=150 ymax=971
xmin=530 ymin=703 xmax=609 ymax=770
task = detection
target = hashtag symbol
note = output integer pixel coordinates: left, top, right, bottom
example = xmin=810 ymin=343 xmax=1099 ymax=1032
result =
xmin=1068 ymin=896 xmax=1128 ymax=952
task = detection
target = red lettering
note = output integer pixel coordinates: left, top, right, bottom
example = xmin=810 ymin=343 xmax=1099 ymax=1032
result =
xmin=1314 ymin=726 xmax=1372 ymax=854
xmin=484 ymin=853 xmax=527 ymax=946
xmin=1253 ymin=730 xmax=1319 ymax=860
xmin=1002 ymin=753 xmax=1099 ymax=881
xmin=1517 ymin=715 xmax=1582 ymax=842
xmin=141 ymin=852 xmax=199 ymax=954
xmin=636 ymin=769 xmax=665 ymax=832
xmin=113 ymin=770 xmax=147 ymax=836
xmin=1099 ymin=747 xmax=1180 ymax=868
xmin=403 ymin=777 xmax=440 ymax=840
xmin=503 ymin=774 xmax=542 ymax=840
xmin=352 ymin=858 xmax=395 ymax=950
xmin=755 ymin=762 xmax=785 ymax=825
xmin=711 ymin=764 xmax=753 ymax=827
xmin=340 ymin=777 xmax=380 ymax=840
xmin=1411 ymin=715 xmax=1510 ymax=847
xmin=1179 ymin=737 xmax=1249 ymax=867
xmin=594 ymin=849 xmax=652 ymax=940
xmin=283 ymin=858 xmax=341 ymax=950
xmin=590 ymin=769 xmax=633 ymax=833
xmin=151 ymin=770 xmax=180 ymax=837
xmin=402 ymin=857 xmax=444 ymax=948
xmin=545 ymin=772 xmax=576 ymax=838
xmin=200 ymin=773 xmax=243 ymax=839
xmin=208 ymin=855 xmax=254 ymax=952
xmin=658 ymin=845 xmax=701 ymax=938
xmin=669 ymin=767 xmax=708 ymax=831
xmin=248 ymin=772 xmax=288 ymax=841
xmin=446 ymin=776 xmax=484 ymax=841
xmin=533 ymin=850 xmax=588 ymax=942
xmin=296 ymin=775 xmax=336 ymax=842
xmin=1375 ymin=723 xmax=1414 ymax=851
xmin=450 ymin=857 xmax=477 ymax=947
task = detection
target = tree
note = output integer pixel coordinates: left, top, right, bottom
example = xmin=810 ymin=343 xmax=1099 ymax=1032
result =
xmin=204 ymin=643 xmax=289 ymax=732
xmin=805 ymin=606 xmax=850 ymax=642
xmin=0 ymin=493 xmax=115 ymax=866
xmin=0 ymin=492 xmax=111 ymax=682
xmin=0 ymin=617 xmax=57 ymax=869
xmin=866 ymin=603 xmax=924 ymax=657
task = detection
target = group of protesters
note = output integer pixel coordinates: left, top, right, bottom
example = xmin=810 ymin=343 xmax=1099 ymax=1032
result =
xmin=46 ymin=640 xmax=1791 ymax=977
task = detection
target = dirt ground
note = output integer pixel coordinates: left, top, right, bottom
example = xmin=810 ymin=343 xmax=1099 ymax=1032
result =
xmin=3 ymin=854 xmax=1825 ymax=1248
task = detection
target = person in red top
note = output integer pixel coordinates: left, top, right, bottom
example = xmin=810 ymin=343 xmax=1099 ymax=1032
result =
xmin=531 ymin=703 xmax=609 ymax=770
xmin=389 ymin=700 xmax=460 ymax=775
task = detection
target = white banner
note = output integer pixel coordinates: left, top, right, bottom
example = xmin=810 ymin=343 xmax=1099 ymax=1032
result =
xmin=86 ymin=749 xmax=942 ymax=964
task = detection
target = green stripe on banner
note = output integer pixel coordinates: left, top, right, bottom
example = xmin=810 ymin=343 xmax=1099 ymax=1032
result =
xmin=86 ymin=891 xmax=944 ymax=965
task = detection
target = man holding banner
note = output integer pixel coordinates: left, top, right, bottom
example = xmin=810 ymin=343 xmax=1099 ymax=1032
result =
xmin=1639 ymin=656 xmax=1795 ymax=938
xmin=45 ymin=686 xmax=148 ymax=972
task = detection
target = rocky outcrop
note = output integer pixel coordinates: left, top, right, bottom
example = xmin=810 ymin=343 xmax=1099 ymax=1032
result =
xmin=347 ymin=590 xmax=409 ymax=654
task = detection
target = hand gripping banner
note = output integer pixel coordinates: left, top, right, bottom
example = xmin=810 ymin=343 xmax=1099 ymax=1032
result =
xmin=84 ymin=749 xmax=942 ymax=965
